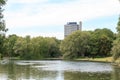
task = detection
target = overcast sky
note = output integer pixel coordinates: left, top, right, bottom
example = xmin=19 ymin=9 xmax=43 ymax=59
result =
xmin=4 ymin=0 xmax=120 ymax=39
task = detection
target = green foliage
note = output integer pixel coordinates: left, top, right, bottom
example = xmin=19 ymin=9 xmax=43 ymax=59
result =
xmin=89 ymin=28 xmax=114 ymax=57
xmin=111 ymin=38 xmax=120 ymax=61
xmin=116 ymin=17 xmax=120 ymax=36
xmin=112 ymin=17 xmax=120 ymax=61
xmin=30 ymin=37 xmax=61 ymax=59
xmin=0 ymin=35 xmax=4 ymax=53
xmin=0 ymin=0 xmax=7 ymax=57
xmin=0 ymin=0 xmax=7 ymax=33
xmin=0 ymin=28 xmax=114 ymax=60
xmin=98 ymin=35 xmax=112 ymax=56
xmin=60 ymin=28 xmax=114 ymax=59
xmin=3 ymin=35 xmax=18 ymax=57
xmin=2 ymin=36 xmax=61 ymax=60
xmin=60 ymin=31 xmax=90 ymax=59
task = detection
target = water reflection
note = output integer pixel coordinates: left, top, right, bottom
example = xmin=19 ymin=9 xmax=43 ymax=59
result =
xmin=112 ymin=66 xmax=120 ymax=80
xmin=64 ymin=72 xmax=111 ymax=80
xmin=0 ymin=60 xmax=120 ymax=80
xmin=0 ymin=60 xmax=63 ymax=80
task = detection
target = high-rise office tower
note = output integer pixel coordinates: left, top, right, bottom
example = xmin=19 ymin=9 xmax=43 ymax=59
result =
xmin=64 ymin=21 xmax=82 ymax=38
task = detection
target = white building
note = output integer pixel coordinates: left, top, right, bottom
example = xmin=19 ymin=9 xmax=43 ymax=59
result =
xmin=64 ymin=21 xmax=82 ymax=37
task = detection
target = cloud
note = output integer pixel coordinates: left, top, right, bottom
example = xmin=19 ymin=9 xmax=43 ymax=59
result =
xmin=4 ymin=0 xmax=120 ymax=39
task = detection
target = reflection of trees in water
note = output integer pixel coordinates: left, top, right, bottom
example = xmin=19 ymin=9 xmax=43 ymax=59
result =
xmin=7 ymin=61 xmax=16 ymax=80
xmin=0 ymin=60 xmax=17 ymax=80
xmin=112 ymin=66 xmax=120 ymax=80
xmin=30 ymin=69 xmax=58 ymax=80
xmin=64 ymin=71 xmax=111 ymax=80
xmin=0 ymin=61 xmax=59 ymax=80
xmin=1 ymin=61 xmax=120 ymax=80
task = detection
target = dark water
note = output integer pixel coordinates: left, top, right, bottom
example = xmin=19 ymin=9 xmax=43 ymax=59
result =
xmin=0 ymin=60 xmax=120 ymax=80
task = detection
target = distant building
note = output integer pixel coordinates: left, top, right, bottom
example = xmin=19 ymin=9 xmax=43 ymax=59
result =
xmin=64 ymin=21 xmax=82 ymax=37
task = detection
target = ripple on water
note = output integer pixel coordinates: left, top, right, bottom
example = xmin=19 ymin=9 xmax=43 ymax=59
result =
xmin=28 ymin=60 xmax=113 ymax=72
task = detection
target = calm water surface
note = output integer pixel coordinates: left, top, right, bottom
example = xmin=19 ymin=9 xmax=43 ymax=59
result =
xmin=0 ymin=60 xmax=120 ymax=80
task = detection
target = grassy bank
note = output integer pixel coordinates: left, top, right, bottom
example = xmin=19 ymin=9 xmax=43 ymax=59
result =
xmin=75 ymin=57 xmax=113 ymax=63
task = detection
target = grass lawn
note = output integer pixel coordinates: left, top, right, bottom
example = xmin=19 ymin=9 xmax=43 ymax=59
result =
xmin=75 ymin=57 xmax=113 ymax=63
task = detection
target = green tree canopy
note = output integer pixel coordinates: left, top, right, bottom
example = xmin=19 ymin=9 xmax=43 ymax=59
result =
xmin=111 ymin=17 xmax=120 ymax=61
xmin=90 ymin=28 xmax=114 ymax=57
xmin=0 ymin=0 xmax=7 ymax=33
xmin=0 ymin=0 xmax=7 ymax=57
xmin=60 ymin=31 xmax=90 ymax=59
xmin=116 ymin=17 xmax=120 ymax=34
xmin=3 ymin=34 xmax=18 ymax=57
xmin=111 ymin=38 xmax=120 ymax=61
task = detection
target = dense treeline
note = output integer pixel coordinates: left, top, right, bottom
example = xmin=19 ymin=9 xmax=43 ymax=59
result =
xmin=0 ymin=28 xmax=115 ymax=60
xmin=1 ymin=35 xmax=61 ymax=59
xmin=60 ymin=28 xmax=114 ymax=59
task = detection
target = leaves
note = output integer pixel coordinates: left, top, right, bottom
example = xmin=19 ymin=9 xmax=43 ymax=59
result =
xmin=60 ymin=31 xmax=90 ymax=59
xmin=6 ymin=36 xmax=61 ymax=59
xmin=111 ymin=39 xmax=120 ymax=60
xmin=111 ymin=17 xmax=120 ymax=61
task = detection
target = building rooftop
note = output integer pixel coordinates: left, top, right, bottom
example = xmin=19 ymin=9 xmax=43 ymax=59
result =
xmin=67 ymin=22 xmax=77 ymax=25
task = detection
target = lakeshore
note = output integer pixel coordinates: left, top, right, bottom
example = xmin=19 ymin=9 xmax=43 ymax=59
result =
xmin=75 ymin=57 xmax=113 ymax=63
xmin=75 ymin=57 xmax=120 ymax=67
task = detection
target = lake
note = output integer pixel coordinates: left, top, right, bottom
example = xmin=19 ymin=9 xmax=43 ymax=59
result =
xmin=0 ymin=60 xmax=120 ymax=80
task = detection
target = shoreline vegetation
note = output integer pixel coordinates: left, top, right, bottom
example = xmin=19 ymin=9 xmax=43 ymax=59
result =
xmin=75 ymin=57 xmax=113 ymax=63
xmin=0 ymin=56 xmax=114 ymax=63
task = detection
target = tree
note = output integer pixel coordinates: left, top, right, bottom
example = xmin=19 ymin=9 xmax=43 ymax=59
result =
xmin=46 ymin=37 xmax=61 ymax=58
xmin=60 ymin=31 xmax=90 ymax=59
xmin=0 ymin=0 xmax=7 ymax=33
xmin=22 ymin=35 xmax=33 ymax=59
xmin=0 ymin=0 xmax=7 ymax=58
xmin=30 ymin=37 xmax=47 ymax=59
xmin=3 ymin=34 xmax=18 ymax=57
xmin=111 ymin=17 xmax=120 ymax=61
xmin=111 ymin=39 xmax=120 ymax=61
xmin=89 ymin=28 xmax=114 ymax=57
xmin=30 ymin=37 xmax=61 ymax=59
xmin=116 ymin=17 xmax=120 ymax=36
xmin=13 ymin=36 xmax=34 ymax=60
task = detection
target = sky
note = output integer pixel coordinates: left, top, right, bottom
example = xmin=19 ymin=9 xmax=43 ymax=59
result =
xmin=3 ymin=0 xmax=120 ymax=39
